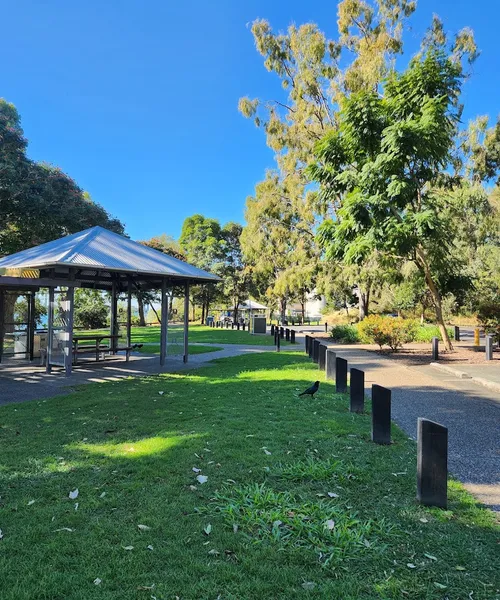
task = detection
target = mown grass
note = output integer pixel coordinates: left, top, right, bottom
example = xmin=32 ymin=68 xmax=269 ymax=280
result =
xmin=137 ymin=343 xmax=223 ymax=356
xmin=0 ymin=352 xmax=498 ymax=600
xmin=89 ymin=324 xmax=284 ymax=346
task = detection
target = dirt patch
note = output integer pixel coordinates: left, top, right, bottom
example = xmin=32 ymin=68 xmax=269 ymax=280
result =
xmin=366 ymin=345 xmax=499 ymax=367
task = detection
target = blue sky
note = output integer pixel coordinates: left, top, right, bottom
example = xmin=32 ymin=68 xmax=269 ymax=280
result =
xmin=2 ymin=1 xmax=499 ymax=241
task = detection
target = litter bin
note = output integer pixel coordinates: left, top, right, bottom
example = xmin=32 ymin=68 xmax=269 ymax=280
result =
xmin=251 ymin=316 xmax=267 ymax=335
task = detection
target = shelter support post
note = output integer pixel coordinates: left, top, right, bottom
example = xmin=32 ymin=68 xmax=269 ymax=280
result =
xmin=46 ymin=287 xmax=55 ymax=373
xmin=28 ymin=292 xmax=36 ymax=361
xmin=64 ymin=287 xmax=74 ymax=377
xmin=110 ymin=280 xmax=118 ymax=354
xmin=126 ymin=279 xmax=132 ymax=362
xmin=160 ymin=279 xmax=168 ymax=366
xmin=183 ymin=282 xmax=189 ymax=364
xmin=0 ymin=290 xmax=4 ymax=364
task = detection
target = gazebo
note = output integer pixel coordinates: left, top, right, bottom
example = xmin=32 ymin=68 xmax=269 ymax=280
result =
xmin=0 ymin=226 xmax=219 ymax=376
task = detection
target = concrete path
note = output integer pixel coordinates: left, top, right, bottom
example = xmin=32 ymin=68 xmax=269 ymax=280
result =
xmin=322 ymin=341 xmax=500 ymax=511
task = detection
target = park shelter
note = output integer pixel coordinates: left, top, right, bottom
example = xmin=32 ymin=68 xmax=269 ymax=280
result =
xmin=0 ymin=226 xmax=219 ymax=375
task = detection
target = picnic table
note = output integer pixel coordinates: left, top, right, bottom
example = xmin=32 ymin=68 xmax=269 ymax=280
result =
xmin=72 ymin=334 xmax=120 ymax=364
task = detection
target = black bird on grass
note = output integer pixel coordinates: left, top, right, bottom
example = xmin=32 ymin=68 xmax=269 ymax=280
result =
xmin=299 ymin=381 xmax=320 ymax=398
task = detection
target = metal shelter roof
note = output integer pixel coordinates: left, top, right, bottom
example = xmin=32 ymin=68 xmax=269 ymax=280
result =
xmin=240 ymin=299 xmax=268 ymax=311
xmin=0 ymin=226 xmax=219 ymax=290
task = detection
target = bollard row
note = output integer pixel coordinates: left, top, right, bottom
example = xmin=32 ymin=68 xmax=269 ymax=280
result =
xmin=304 ymin=340 xmax=449 ymax=509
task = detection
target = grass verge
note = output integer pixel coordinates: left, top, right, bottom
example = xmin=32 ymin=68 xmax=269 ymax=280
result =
xmin=0 ymin=352 xmax=498 ymax=599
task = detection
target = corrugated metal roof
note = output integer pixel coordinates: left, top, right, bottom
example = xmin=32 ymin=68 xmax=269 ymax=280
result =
xmin=0 ymin=226 xmax=219 ymax=282
xmin=240 ymin=299 xmax=268 ymax=310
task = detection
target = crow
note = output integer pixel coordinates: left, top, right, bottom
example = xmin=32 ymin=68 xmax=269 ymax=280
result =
xmin=299 ymin=381 xmax=320 ymax=398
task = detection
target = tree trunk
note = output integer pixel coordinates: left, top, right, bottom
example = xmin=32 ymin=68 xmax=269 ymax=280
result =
xmin=233 ymin=301 xmax=239 ymax=324
xmin=358 ymin=287 xmax=370 ymax=321
xmin=301 ymin=302 xmax=305 ymax=325
xmin=148 ymin=300 xmax=161 ymax=325
xmin=416 ymin=247 xmax=453 ymax=351
xmin=201 ymin=303 xmax=205 ymax=325
xmin=280 ymin=297 xmax=287 ymax=324
xmin=137 ymin=295 xmax=146 ymax=327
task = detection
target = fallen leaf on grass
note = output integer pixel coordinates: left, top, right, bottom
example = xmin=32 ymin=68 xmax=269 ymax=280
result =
xmin=74 ymin=503 xmax=79 ymax=511
xmin=455 ymin=565 xmax=466 ymax=571
xmin=123 ymin=546 xmax=134 ymax=551
xmin=192 ymin=467 xmax=201 ymax=473
xmin=196 ymin=475 xmax=208 ymax=484
xmin=419 ymin=518 xmax=429 ymax=523
xmin=325 ymin=519 xmax=335 ymax=530
xmin=208 ymin=549 xmax=220 ymax=556
xmin=138 ymin=524 xmax=151 ymax=531
xmin=424 ymin=553 xmax=437 ymax=561
xmin=158 ymin=391 xmax=164 ymax=396
xmin=262 ymin=448 xmax=272 ymax=456
xmin=434 ymin=583 xmax=447 ymax=590
xmin=137 ymin=585 xmax=155 ymax=591
xmin=0 ymin=529 xmax=3 ymax=540
xmin=27 ymin=500 xmax=36 ymax=506
xmin=147 ymin=545 xmax=154 ymax=551
xmin=327 ymin=492 xmax=339 ymax=498
xmin=93 ymin=578 xmax=102 ymax=586
xmin=189 ymin=485 xmax=197 ymax=491
xmin=302 ymin=582 xmax=316 ymax=590
xmin=406 ymin=563 xmax=416 ymax=569
xmin=100 ymin=492 xmax=106 ymax=498
xmin=68 ymin=489 xmax=79 ymax=500
xmin=54 ymin=527 xmax=74 ymax=532
xmin=232 ymin=524 xmax=238 ymax=533
xmin=203 ymin=524 xmax=212 ymax=535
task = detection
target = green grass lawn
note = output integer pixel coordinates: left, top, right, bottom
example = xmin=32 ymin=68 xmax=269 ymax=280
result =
xmin=137 ymin=343 xmax=223 ymax=355
xmin=0 ymin=352 xmax=498 ymax=599
xmin=88 ymin=324 xmax=286 ymax=346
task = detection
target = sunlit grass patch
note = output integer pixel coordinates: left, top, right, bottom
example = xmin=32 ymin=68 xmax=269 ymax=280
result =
xmin=73 ymin=434 xmax=199 ymax=458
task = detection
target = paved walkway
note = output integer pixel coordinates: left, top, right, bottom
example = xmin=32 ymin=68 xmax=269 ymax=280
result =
xmin=321 ymin=340 xmax=500 ymax=511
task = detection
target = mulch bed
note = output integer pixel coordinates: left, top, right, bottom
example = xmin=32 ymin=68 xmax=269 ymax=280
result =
xmin=367 ymin=346 xmax=500 ymax=367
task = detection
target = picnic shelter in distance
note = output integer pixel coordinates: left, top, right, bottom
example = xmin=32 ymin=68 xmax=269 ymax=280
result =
xmin=0 ymin=226 xmax=219 ymax=376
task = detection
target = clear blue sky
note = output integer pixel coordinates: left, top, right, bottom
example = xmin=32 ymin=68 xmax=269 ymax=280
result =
xmin=2 ymin=1 xmax=499 ymax=241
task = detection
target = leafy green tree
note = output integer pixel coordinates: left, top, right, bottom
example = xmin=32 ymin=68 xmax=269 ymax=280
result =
xmin=74 ymin=289 xmax=108 ymax=330
xmin=311 ymin=46 xmax=485 ymax=350
xmin=0 ymin=99 xmax=124 ymax=256
xmin=179 ymin=215 xmax=225 ymax=322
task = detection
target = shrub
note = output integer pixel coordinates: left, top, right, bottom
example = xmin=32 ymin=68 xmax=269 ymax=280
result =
xmin=329 ymin=324 xmax=360 ymax=344
xmin=358 ymin=315 xmax=417 ymax=352
xmin=413 ymin=324 xmax=454 ymax=343
xmin=477 ymin=302 xmax=500 ymax=343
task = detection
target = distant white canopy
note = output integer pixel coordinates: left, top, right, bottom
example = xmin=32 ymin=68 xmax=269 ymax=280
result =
xmin=0 ymin=226 xmax=219 ymax=290
xmin=239 ymin=299 xmax=268 ymax=311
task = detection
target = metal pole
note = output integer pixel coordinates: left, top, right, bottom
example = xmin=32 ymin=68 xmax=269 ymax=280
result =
xmin=28 ymin=293 xmax=36 ymax=361
xmin=126 ymin=280 xmax=132 ymax=361
xmin=160 ymin=279 xmax=168 ymax=366
xmin=183 ymin=282 xmax=189 ymax=363
xmin=46 ymin=287 xmax=55 ymax=373
xmin=110 ymin=280 xmax=118 ymax=354
xmin=0 ymin=290 xmax=4 ymax=364
xmin=64 ymin=287 xmax=74 ymax=376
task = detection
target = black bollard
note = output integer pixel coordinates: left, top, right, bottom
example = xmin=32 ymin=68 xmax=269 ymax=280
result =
xmin=335 ymin=357 xmax=348 ymax=393
xmin=326 ymin=350 xmax=336 ymax=380
xmin=276 ymin=331 xmax=281 ymax=352
xmin=291 ymin=330 xmax=296 ymax=344
xmin=349 ymin=368 xmax=365 ymax=413
xmin=432 ymin=337 xmax=439 ymax=361
xmin=417 ymin=418 xmax=448 ymax=508
xmin=371 ymin=384 xmax=391 ymax=445
xmin=285 ymin=328 xmax=290 ymax=341
xmin=243 ymin=323 xmax=246 ymax=331
xmin=313 ymin=339 xmax=320 ymax=364
xmin=324 ymin=322 xmax=328 ymax=333
xmin=271 ymin=324 xmax=275 ymax=337
xmin=305 ymin=334 xmax=310 ymax=354
xmin=454 ymin=326 xmax=460 ymax=342
xmin=237 ymin=323 xmax=240 ymax=330
xmin=280 ymin=327 xmax=285 ymax=340
xmin=318 ymin=343 xmax=327 ymax=370
xmin=231 ymin=322 xmax=234 ymax=329
xmin=308 ymin=337 xmax=314 ymax=359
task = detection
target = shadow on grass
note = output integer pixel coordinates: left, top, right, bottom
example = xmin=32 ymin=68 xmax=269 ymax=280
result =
xmin=0 ymin=351 xmax=498 ymax=600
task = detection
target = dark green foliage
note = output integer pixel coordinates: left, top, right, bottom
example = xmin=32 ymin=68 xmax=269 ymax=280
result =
xmin=477 ymin=301 xmax=500 ymax=342
xmin=330 ymin=324 xmax=360 ymax=344
xmin=74 ymin=289 xmax=108 ymax=330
